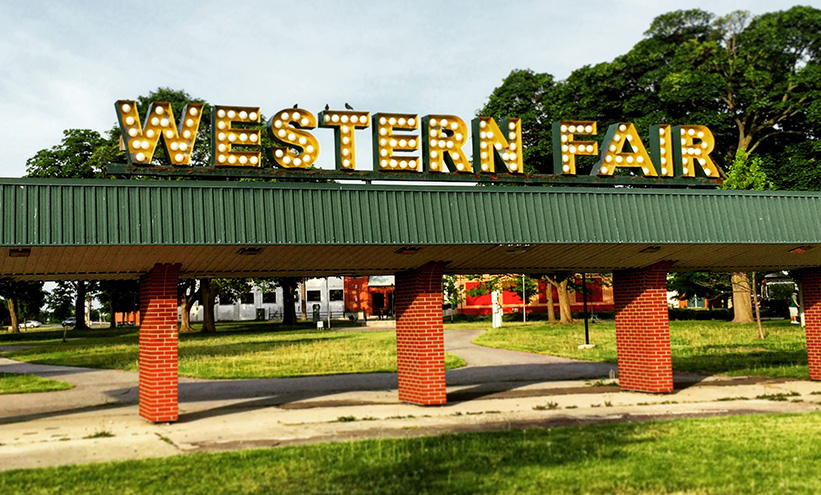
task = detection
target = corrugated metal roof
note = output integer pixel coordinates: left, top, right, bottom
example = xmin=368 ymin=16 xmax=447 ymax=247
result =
xmin=1 ymin=178 xmax=820 ymax=279
xmin=2 ymin=178 xmax=820 ymax=246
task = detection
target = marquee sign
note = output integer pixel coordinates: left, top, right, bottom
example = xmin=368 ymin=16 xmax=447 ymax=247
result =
xmin=108 ymin=100 xmax=722 ymax=186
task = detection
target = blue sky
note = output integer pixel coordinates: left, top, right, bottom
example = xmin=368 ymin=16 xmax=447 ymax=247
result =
xmin=0 ymin=0 xmax=813 ymax=177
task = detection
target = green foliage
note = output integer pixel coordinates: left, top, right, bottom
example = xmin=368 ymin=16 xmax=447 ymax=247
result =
xmin=46 ymin=282 xmax=75 ymax=322
xmin=441 ymin=275 xmax=463 ymax=310
xmin=720 ymin=151 xmax=775 ymax=190
xmin=667 ymin=271 xmax=730 ymax=303
xmin=465 ymin=274 xmax=538 ymax=303
xmin=25 ymin=129 xmax=107 ymax=179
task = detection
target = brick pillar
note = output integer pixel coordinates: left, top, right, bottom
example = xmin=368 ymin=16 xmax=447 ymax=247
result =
xmin=799 ymin=268 xmax=821 ymax=380
xmin=613 ymin=261 xmax=673 ymax=393
xmin=395 ymin=262 xmax=447 ymax=405
xmin=138 ymin=263 xmax=181 ymax=422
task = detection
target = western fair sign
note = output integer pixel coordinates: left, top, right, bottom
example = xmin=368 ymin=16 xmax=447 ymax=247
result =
xmin=111 ymin=100 xmax=721 ymax=185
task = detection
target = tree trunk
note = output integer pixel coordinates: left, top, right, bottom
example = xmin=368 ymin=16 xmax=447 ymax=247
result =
xmin=557 ymin=279 xmax=573 ymax=324
xmin=109 ymin=299 xmax=116 ymax=329
xmin=281 ymin=277 xmax=298 ymax=326
xmin=731 ymin=272 xmax=754 ymax=324
xmin=74 ymin=281 xmax=89 ymax=330
xmin=546 ymin=283 xmax=556 ymax=323
xmin=300 ymin=278 xmax=307 ymax=320
xmin=180 ymin=296 xmax=195 ymax=333
xmin=752 ymin=272 xmax=764 ymax=339
xmin=200 ymin=278 xmax=217 ymax=333
xmin=8 ymin=297 xmax=19 ymax=333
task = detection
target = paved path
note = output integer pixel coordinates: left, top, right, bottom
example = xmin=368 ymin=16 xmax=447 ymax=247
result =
xmin=1 ymin=331 xmax=821 ymax=472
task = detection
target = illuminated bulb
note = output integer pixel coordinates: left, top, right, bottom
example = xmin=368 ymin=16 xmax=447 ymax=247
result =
xmin=380 ymin=160 xmax=388 ymax=168
xmin=388 ymin=117 xmax=397 ymax=125
xmin=218 ymin=121 xmax=226 ymax=130
xmin=380 ymin=149 xmax=388 ymax=157
xmin=701 ymin=142 xmax=708 ymax=149
xmin=218 ymin=144 xmax=227 ymax=152
xmin=399 ymin=160 xmax=408 ymax=169
xmin=341 ymin=125 xmax=350 ymax=134
xmin=446 ymin=141 xmax=453 ymax=149
xmin=249 ymin=134 xmax=258 ymax=143
xmin=121 ymin=103 xmax=131 ymax=113
xmin=450 ymin=122 xmax=458 ymax=130
xmin=287 ymin=133 xmax=296 ymax=141
xmin=618 ymin=124 xmax=626 ymax=132
xmin=228 ymin=110 xmax=236 ymax=119
xmin=229 ymin=134 xmax=236 ymax=142
xmin=642 ymin=167 xmax=649 ymax=174
xmin=431 ymin=163 xmax=439 ymax=170
xmin=379 ymin=128 xmax=387 ymax=136
xmin=562 ymin=154 xmax=568 ymax=162
xmin=430 ymin=129 xmax=438 ymax=138
xmin=454 ymin=133 xmax=463 ymax=141
xmin=430 ymin=151 xmax=437 ymax=158
xmin=160 ymin=118 xmax=169 ymax=127
xmin=249 ymin=112 xmax=257 ymax=120
xmin=239 ymin=111 xmax=248 ymax=120
xmin=585 ymin=145 xmax=593 ymax=153
xmin=660 ymin=137 xmax=666 ymax=145
xmin=151 ymin=117 xmax=160 ymax=126
xmin=218 ymin=109 xmax=226 ymax=118
xmin=342 ymin=148 xmax=350 ymax=156
xmin=125 ymin=116 xmax=135 ymax=125
xmin=390 ymin=139 xmax=398 ymax=147
xmin=180 ymin=142 xmax=188 ymax=151
xmin=171 ymin=142 xmax=180 ymax=151
xmin=502 ymin=152 xmax=509 ymax=161
xmin=609 ymin=145 xmax=616 ymax=152
xmin=399 ymin=139 xmax=407 ymax=147
xmin=681 ymin=128 xmax=686 ymax=136
xmin=408 ymin=118 xmax=415 ymax=126
xmin=430 ymin=118 xmax=438 ymax=127
xmin=694 ymin=148 xmax=701 ymax=156
xmin=688 ymin=128 xmax=695 ymax=136
xmin=190 ymin=108 xmax=198 ymax=116
xmin=342 ymin=136 xmax=350 ymax=145
xmin=560 ymin=124 xmax=568 ymax=133
xmin=489 ymin=131 xmax=495 ymax=139
xmin=481 ymin=142 xmax=488 ymax=149
xmin=343 ymin=159 xmax=351 ymax=167
xmin=292 ymin=112 xmax=300 ymax=120
xmin=605 ymin=156 xmax=613 ymax=163
xmin=482 ymin=151 xmax=489 ymax=160
xmin=380 ymin=138 xmax=387 ymax=146
xmin=481 ymin=163 xmax=489 ymax=171
xmin=601 ymin=166 xmax=608 ymax=173
xmin=661 ymin=167 xmax=668 ymax=174
xmin=561 ymin=135 xmax=568 ymax=143
xmin=569 ymin=146 xmax=577 ymax=153
xmin=275 ymin=149 xmax=284 ymax=158
xmin=409 ymin=160 xmax=417 ymax=168
xmin=306 ymin=145 xmax=315 ymax=153
xmin=456 ymin=163 xmax=464 ymax=171
xmin=128 ymin=128 xmax=137 ymax=137
xmin=175 ymin=153 xmax=184 ymax=162
xmin=155 ymin=106 xmax=165 ymax=115
xmin=509 ymin=132 xmax=516 ymax=140
xmin=704 ymin=167 xmax=711 ymax=175
xmin=409 ymin=139 xmax=416 ymax=147
xmin=273 ymin=121 xmax=282 ymax=129
xmin=379 ymin=117 xmax=387 ymax=125
xmin=390 ymin=159 xmax=398 ymax=167
xmin=681 ymin=138 xmax=686 ymax=145
xmin=300 ymin=117 xmax=309 ymax=126
xmin=563 ymin=164 xmax=570 ymax=172
xmin=584 ymin=125 xmax=593 ymax=133
xmin=562 ymin=145 xmax=569 ymax=152
xmin=660 ymin=156 xmax=668 ymax=164
xmin=626 ymin=134 xmax=633 ymax=141
xmin=136 ymin=152 xmax=146 ymax=161
xmin=626 ymin=156 xmax=634 ymax=164
xmin=637 ymin=156 xmax=644 ymax=163
xmin=239 ymin=156 xmax=248 ymax=165
xmin=283 ymin=156 xmax=291 ymax=165
xmin=398 ymin=117 xmax=406 ymax=126
xmin=613 ymin=134 xmax=621 ymax=141
xmin=688 ymin=148 xmax=695 ymax=155
xmin=616 ymin=156 xmax=623 ymax=163
xmin=324 ymin=114 xmax=331 ymax=124
xmin=239 ymin=133 xmax=248 ymax=142
xmin=699 ymin=158 xmax=707 ymax=166
xmin=438 ymin=140 xmax=446 ymax=148
xmin=303 ymin=155 xmax=311 ymax=164
xmin=218 ymin=154 xmax=226 ymax=163
xmin=250 ymin=156 xmax=258 ymax=165
xmin=165 ymin=130 xmax=173 ymax=139
xmin=697 ymin=131 xmax=704 ymax=139
xmin=441 ymin=119 xmax=449 ymax=127
xmin=568 ymin=125 xmax=577 ymax=133
xmin=682 ymin=167 xmax=689 ymax=174
xmin=281 ymin=112 xmax=290 ymax=120
xmin=453 ymin=152 xmax=460 ymax=160
xmin=494 ymin=143 xmax=502 ymax=151
xmin=183 ymin=130 xmax=191 ymax=139
xmin=480 ymin=120 xmax=487 ymax=129
xmin=294 ymin=158 xmax=302 ymax=166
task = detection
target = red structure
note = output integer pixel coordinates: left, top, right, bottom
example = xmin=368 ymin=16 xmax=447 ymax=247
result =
xmin=460 ymin=276 xmax=614 ymax=316
xmin=394 ymin=262 xmax=447 ymax=405
xmin=613 ymin=261 xmax=674 ymax=393
xmin=343 ymin=276 xmax=395 ymax=318
xmin=800 ymin=268 xmax=821 ymax=380
xmin=138 ymin=263 xmax=181 ymax=422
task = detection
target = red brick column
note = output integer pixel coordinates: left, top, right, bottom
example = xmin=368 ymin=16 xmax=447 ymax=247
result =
xmin=613 ymin=261 xmax=674 ymax=393
xmin=395 ymin=262 xmax=447 ymax=405
xmin=138 ymin=263 xmax=181 ymax=422
xmin=799 ymin=268 xmax=821 ymax=380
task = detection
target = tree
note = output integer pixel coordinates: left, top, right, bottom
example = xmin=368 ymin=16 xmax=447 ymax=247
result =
xmin=667 ymin=272 xmax=730 ymax=308
xmin=442 ymin=275 xmax=464 ymax=322
xmin=98 ymin=280 xmax=139 ymax=329
xmin=466 ymin=274 xmax=542 ymax=321
xmin=0 ymin=280 xmax=45 ymax=332
xmin=177 ymin=279 xmax=201 ymax=333
xmin=542 ymin=273 xmax=574 ymax=324
xmin=46 ymin=282 xmax=75 ymax=322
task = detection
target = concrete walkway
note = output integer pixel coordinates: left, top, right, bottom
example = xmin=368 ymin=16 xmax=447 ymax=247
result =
xmin=1 ymin=329 xmax=820 ymax=472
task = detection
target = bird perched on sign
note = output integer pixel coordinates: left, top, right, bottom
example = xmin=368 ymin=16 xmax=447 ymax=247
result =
xmin=325 ymin=104 xmax=330 ymax=111
xmin=345 ymin=103 xmax=353 ymax=110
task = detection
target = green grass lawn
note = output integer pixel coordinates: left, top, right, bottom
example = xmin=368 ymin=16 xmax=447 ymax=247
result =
xmin=0 ymin=322 xmax=465 ymax=379
xmin=465 ymin=319 xmax=810 ymax=378
xmin=2 ymin=412 xmax=821 ymax=494
xmin=0 ymin=372 xmax=72 ymax=395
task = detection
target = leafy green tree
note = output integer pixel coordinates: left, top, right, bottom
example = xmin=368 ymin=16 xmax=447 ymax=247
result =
xmin=0 ymin=280 xmax=45 ymax=332
xmin=442 ymin=275 xmax=464 ymax=322
xmin=98 ymin=280 xmax=139 ymax=329
xmin=667 ymin=272 xmax=730 ymax=308
xmin=46 ymin=282 xmax=75 ymax=322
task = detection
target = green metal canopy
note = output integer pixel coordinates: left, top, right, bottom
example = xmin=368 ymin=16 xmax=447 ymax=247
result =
xmin=1 ymin=178 xmax=820 ymax=280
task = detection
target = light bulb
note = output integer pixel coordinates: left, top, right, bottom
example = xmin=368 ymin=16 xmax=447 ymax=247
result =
xmin=121 ymin=103 xmax=131 ymax=113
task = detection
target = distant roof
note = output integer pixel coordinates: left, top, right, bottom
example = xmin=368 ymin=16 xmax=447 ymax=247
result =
xmin=369 ymin=275 xmax=395 ymax=286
